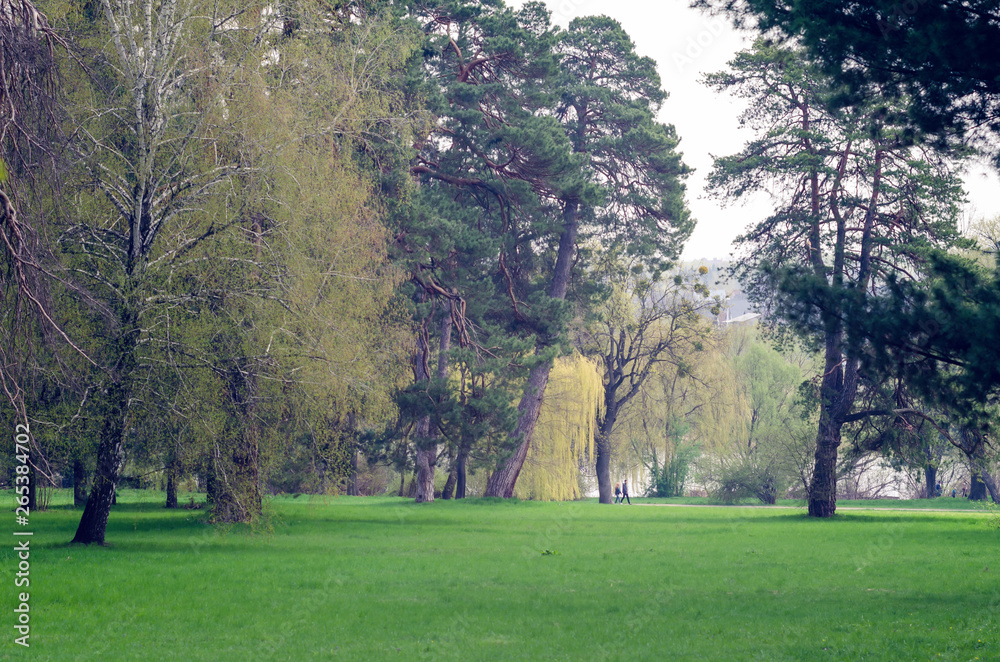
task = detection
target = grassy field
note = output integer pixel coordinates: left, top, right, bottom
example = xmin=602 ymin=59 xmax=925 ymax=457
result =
xmin=2 ymin=491 xmax=998 ymax=661
xmin=634 ymin=496 xmax=989 ymax=510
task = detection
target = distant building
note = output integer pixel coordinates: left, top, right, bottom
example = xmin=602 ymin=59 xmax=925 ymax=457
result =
xmin=722 ymin=312 xmax=761 ymax=325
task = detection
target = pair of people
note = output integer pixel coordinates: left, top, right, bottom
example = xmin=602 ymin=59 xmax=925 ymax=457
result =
xmin=613 ymin=480 xmax=631 ymax=504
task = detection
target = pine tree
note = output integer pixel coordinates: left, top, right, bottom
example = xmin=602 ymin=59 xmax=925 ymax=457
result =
xmin=706 ymin=41 xmax=966 ymax=516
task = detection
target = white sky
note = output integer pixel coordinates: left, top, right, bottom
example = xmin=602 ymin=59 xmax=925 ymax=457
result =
xmin=509 ymin=0 xmax=1000 ymax=260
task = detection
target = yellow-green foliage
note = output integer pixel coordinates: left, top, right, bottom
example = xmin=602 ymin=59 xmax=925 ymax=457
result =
xmin=515 ymin=354 xmax=603 ymax=501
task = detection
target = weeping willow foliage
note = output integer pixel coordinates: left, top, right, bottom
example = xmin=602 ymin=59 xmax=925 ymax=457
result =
xmin=515 ymin=353 xmax=603 ymax=501
xmin=609 ymin=330 xmax=742 ymax=494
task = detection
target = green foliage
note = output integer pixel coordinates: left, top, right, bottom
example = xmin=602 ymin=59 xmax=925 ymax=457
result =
xmin=845 ymin=251 xmax=1000 ymax=433
xmin=516 ymin=353 xmax=602 ymax=501
xmin=696 ymin=0 xmax=1000 ymax=164
xmin=711 ymin=457 xmax=780 ymax=504
xmin=981 ymin=500 xmax=1000 ymax=530
xmin=646 ymin=423 xmax=699 ymax=498
xmin=706 ymin=39 xmax=967 ymax=515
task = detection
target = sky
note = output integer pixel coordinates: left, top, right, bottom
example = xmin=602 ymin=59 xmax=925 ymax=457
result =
xmin=509 ymin=0 xmax=1000 ymax=261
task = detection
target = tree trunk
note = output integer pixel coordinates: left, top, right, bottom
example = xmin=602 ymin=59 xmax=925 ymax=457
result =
xmin=414 ymin=304 xmax=452 ymax=503
xmin=484 ymin=360 xmax=554 ymax=498
xmin=72 ymin=324 xmax=136 ymax=544
xmin=456 ymin=438 xmax=470 ymax=499
xmin=595 ymin=403 xmax=619 ymax=504
xmin=969 ymin=473 xmax=988 ymax=501
xmin=412 ymin=345 xmax=435 ymax=503
xmin=413 ymin=423 xmax=436 ymax=503
xmin=346 ymin=447 xmax=360 ymax=496
xmin=398 ymin=470 xmax=405 ymax=497
xmin=981 ymin=470 xmax=999 ymax=503
xmin=73 ymin=458 xmax=88 ymax=508
xmin=442 ymin=445 xmax=456 ymax=500
xmin=72 ymin=386 xmax=129 ymax=544
xmin=26 ymin=464 xmax=37 ymax=512
xmin=211 ymin=365 xmax=263 ymax=523
xmin=165 ymin=457 xmax=178 ymax=509
xmin=924 ymin=465 xmax=937 ymax=499
xmin=211 ymin=422 xmax=262 ymax=522
xmin=808 ymin=418 xmax=841 ymax=517
xmin=484 ymin=202 xmax=579 ymax=498
xmin=205 ymin=458 xmax=216 ymax=504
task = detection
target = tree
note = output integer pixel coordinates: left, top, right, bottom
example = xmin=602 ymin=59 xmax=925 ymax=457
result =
xmin=484 ymin=14 xmax=693 ymax=497
xmin=711 ymin=334 xmax=813 ymax=503
xmin=24 ymin=0 xmax=419 ymax=542
xmin=513 ymin=353 xmax=602 ymax=501
xmin=694 ymin=0 xmax=1000 ymax=163
xmin=0 ymin=0 xmax=86 ymax=510
xmin=575 ymin=261 xmax=714 ymax=503
xmin=706 ymin=41 xmax=965 ymax=516
xmin=395 ymin=0 xmax=571 ymax=502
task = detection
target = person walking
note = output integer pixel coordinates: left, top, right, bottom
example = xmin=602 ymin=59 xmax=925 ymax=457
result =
xmin=614 ymin=483 xmax=622 ymax=504
xmin=621 ymin=479 xmax=631 ymax=505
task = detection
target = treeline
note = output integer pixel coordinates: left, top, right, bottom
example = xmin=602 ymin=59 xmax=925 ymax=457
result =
xmin=3 ymin=0 xmax=1000 ymax=545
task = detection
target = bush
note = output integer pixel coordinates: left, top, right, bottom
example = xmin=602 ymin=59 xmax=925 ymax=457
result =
xmin=711 ymin=460 xmax=779 ymax=504
xmin=647 ymin=443 xmax=700 ymax=497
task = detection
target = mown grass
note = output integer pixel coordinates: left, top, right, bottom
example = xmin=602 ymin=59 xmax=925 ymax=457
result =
xmin=2 ymin=491 xmax=998 ymax=661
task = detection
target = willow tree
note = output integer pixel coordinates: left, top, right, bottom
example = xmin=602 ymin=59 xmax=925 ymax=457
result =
xmin=0 ymin=0 xmax=74 ymax=512
xmin=514 ymin=353 xmax=602 ymax=501
xmin=37 ymin=0 xmax=419 ymax=542
xmin=485 ymin=15 xmax=694 ymax=498
xmin=707 ymin=42 xmax=965 ymax=516
xmin=574 ymin=261 xmax=714 ymax=503
xmin=38 ymin=0 xmax=282 ymax=543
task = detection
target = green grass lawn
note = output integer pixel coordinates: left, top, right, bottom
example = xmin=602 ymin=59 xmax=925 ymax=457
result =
xmin=2 ymin=491 xmax=998 ymax=661
xmin=635 ymin=495 xmax=989 ymax=510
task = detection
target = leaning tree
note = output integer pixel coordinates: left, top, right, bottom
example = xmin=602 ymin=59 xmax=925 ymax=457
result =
xmin=484 ymin=14 xmax=694 ymax=498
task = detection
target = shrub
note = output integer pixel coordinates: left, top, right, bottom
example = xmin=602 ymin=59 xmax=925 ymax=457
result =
xmin=711 ymin=460 xmax=780 ymax=504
